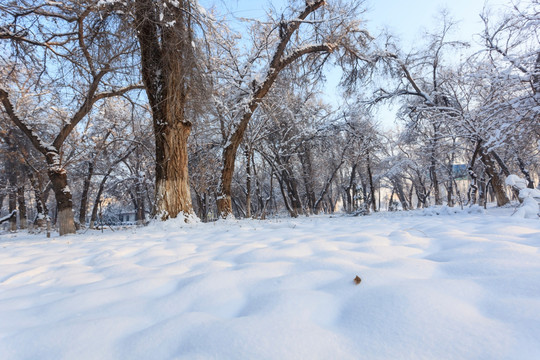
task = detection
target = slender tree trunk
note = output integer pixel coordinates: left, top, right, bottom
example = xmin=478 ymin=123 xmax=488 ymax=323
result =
xmin=90 ymin=174 xmax=108 ymax=229
xmin=366 ymin=153 xmax=377 ymax=212
xmin=517 ymin=157 xmax=534 ymax=189
xmin=136 ymin=181 xmax=146 ymax=223
xmin=344 ymin=164 xmax=357 ymax=213
xmin=430 ymin=125 xmax=442 ymax=205
xmin=17 ymin=185 xmax=27 ymax=229
xmin=28 ymin=171 xmax=48 ymax=228
xmin=79 ymin=161 xmax=94 ymax=226
xmin=300 ymin=146 xmax=316 ymax=213
xmin=245 ymin=147 xmax=252 ymax=218
xmin=467 ymin=140 xmax=482 ymax=206
xmin=9 ymin=186 xmax=17 ymax=232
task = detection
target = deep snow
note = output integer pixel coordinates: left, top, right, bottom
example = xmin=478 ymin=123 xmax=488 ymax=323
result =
xmin=1 ymin=208 xmax=539 ymax=359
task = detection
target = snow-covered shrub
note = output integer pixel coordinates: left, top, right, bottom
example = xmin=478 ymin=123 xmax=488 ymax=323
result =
xmin=506 ymin=174 xmax=540 ymax=219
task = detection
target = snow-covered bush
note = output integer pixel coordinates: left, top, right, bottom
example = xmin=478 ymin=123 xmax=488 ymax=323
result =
xmin=506 ymin=175 xmax=540 ymax=219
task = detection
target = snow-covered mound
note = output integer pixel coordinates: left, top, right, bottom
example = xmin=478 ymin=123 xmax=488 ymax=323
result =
xmin=1 ymin=210 xmax=540 ymax=359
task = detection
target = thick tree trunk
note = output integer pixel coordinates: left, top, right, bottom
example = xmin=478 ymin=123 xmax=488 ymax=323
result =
xmin=154 ymin=122 xmax=193 ymax=219
xmin=48 ymin=164 xmax=76 ymax=235
xmin=135 ymin=0 xmax=195 ymax=221
xmin=48 ymin=166 xmax=76 ymax=235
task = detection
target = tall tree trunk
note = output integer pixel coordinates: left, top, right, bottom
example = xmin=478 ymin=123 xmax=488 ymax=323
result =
xmin=245 ymin=147 xmax=252 ymax=218
xmin=430 ymin=124 xmax=442 ymax=205
xmin=366 ymin=152 xmax=377 ymax=212
xmin=135 ymin=0 xmax=195 ymax=220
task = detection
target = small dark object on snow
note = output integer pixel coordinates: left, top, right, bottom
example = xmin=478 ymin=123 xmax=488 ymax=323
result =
xmin=354 ymin=275 xmax=362 ymax=285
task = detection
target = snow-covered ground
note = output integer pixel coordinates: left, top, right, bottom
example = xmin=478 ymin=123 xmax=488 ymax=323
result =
xmin=1 ymin=207 xmax=539 ymax=359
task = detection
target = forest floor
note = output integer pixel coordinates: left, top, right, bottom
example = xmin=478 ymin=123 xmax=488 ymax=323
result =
xmin=1 ymin=205 xmax=539 ymax=359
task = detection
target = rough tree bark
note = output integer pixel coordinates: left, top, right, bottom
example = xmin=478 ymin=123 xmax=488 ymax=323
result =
xmin=134 ymin=0 xmax=195 ymax=220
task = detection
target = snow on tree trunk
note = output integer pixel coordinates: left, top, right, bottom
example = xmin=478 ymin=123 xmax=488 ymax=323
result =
xmin=28 ymin=171 xmax=48 ymax=229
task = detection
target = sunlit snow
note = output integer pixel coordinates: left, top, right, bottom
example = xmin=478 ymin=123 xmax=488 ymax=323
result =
xmin=1 ymin=208 xmax=539 ymax=359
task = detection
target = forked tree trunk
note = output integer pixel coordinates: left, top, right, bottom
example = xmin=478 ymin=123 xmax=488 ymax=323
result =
xmin=480 ymin=150 xmax=510 ymax=206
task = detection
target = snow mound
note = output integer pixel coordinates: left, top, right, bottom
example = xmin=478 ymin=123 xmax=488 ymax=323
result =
xmin=421 ymin=205 xmax=484 ymax=216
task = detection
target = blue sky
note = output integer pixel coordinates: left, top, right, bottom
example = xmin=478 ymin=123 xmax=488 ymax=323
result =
xmin=199 ymin=0 xmax=507 ymax=127
xmin=200 ymin=0 xmax=498 ymax=45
